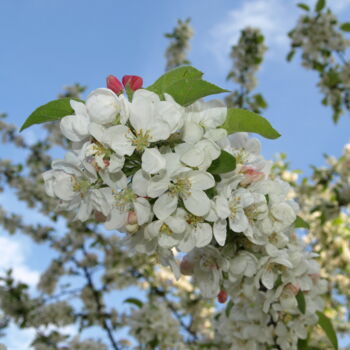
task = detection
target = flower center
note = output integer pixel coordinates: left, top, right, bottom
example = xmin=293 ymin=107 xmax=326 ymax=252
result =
xmin=160 ymin=223 xmax=173 ymax=235
xmin=234 ymin=149 xmax=246 ymax=164
xmin=72 ymin=178 xmax=90 ymax=194
xmin=114 ymin=188 xmax=137 ymax=210
xmin=186 ymin=213 xmax=203 ymax=227
xmin=131 ymin=129 xmax=151 ymax=152
xmin=229 ymin=197 xmax=241 ymax=218
xmin=88 ymin=142 xmax=111 ymax=157
xmin=169 ymin=176 xmax=192 ymax=197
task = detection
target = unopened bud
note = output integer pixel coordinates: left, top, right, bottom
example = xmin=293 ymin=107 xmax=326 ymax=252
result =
xmin=122 ymin=75 xmax=143 ymax=91
xmin=180 ymin=258 xmax=194 ymax=276
xmin=127 ymin=211 xmax=137 ymax=225
xmin=126 ymin=223 xmax=139 ymax=234
xmin=240 ymin=166 xmax=265 ymax=187
xmin=106 ymin=75 xmax=123 ymax=94
xmin=217 ymin=290 xmax=228 ymax=304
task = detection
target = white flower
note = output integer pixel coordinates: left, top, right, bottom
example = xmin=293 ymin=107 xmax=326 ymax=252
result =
xmin=175 ymin=139 xmax=221 ymax=170
xmin=213 ymin=188 xmax=254 ymax=245
xmin=182 ymin=105 xmax=227 ymax=144
xmin=229 ymin=251 xmax=258 ymax=282
xmin=144 ymin=212 xmax=187 ymax=248
xmin=147 ymin=154 xmax=215 ymax=219
xmin=176 ymin=208 xmax=213 ymax=252
xmin=60 ymin=100 xmax=90 ymax=142
xmin=43 ymin=159 xmax=113 ymax=221
xmin=184 ymin=246 xmax=229 ymax=298
xmin=86 ymin=88 xmax=129 ymax=125
xmin=104 ymin=186 xmax=152 ymax=231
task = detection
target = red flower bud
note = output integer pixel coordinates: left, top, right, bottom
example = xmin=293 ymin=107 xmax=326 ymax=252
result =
xmin=106 ymin=75 xmax=123 ymax=94
xmin=217 ymin=290 xmax=228 ymax=304
xmin=180 ymin=258 xmax=194 ymax=276
xmin=122 ymin=75 xmax=143 ymax=91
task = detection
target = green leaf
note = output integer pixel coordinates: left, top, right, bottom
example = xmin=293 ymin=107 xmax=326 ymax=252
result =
xmin=297 ymin=338 xmax=308 ymax=350
xmin=287 ymin=50 xmax=296 ymax=62
xmin=221 ymin=108 xmax=281 ymax=139
xmin=297 ymin=3 xmax=310 ymax=11
xmin=225 ymin=299 xmax=234 ymax=317
xmin=315 ymin=0 xmax=326 ymax=12
xmin=165 ymin=79 xmax=228 ymax=106
xmin=340 ymin=22 xmax=350 ymax=32
xmin=147 ymin=65 xmax=228 ymax=106
xmin=296 ymin=290 xmax=306 ymax=314
xmin=254 ymin=94 xmax=268 ymax=108
xmin=316 ymin=311 xmax=338 ymax=350
xmin=294 ymin=216 xmax=310 ymax=229
xmin=20 ymin=98 xmax=81 ymax=132
xmin=208 ymin=151 xmax=236 ymax=174
xmin=124 ymin=298 xmax=143 ymax=308
xmin=147 ymin=66 xmax=203 ymax=95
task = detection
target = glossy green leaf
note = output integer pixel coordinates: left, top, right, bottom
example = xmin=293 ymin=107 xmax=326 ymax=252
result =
xmin=294 ymin=216 xmax=310 ymax=229
xmin=147 ymin=65 xmax=228 ymax=106
xmin=208 ymin=151 xmax=236 ymax=174
xmin=20 ymin=98 xmax=82 ymax=132
xmin=147 ymin=66 xmax=203 ymax=95
xmin=316 ymin=311 xmax=338 ymax=350
xmin=124 ymin=298 xmax=143 ymax=308
xmin=340 ymin=22 xmax=350 ymax=32
xmin=297 ymin=3 xmax=310 ymax=11
xmin=315 ymin=0 xmax=326 ymax=12
xmin=221 ymin=108 xmax=281 ymax=139
xmin=296 ymin=290 xmax=306 ymax=314
xmin=165 ymin=79 xmax=228 ymax=106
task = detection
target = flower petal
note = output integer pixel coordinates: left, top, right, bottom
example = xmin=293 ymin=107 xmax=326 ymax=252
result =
xmin=213 ymin=219 xmax=227 ymax=246
xmin=141 ymin=148 xmax=166 ymax=174
xmin=194 ymin=223 xmax=213 ymax=247
xmin=153 ymin=193 xmax=178 ymax=220
xmin=182 ymin=190 xmax=210 ymax=216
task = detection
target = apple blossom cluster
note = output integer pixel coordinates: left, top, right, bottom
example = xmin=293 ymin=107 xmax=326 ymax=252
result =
xmin=225 ymin=27 xmax=267 ymax=113
xmin=288 ymin=2 xmax=350 ymax=122
xmin=42 ymin=78 xmax=326 ymax=349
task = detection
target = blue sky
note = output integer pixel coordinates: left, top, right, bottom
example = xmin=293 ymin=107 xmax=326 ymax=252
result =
xmin=1 ymin=0 xmax=350 ymax=348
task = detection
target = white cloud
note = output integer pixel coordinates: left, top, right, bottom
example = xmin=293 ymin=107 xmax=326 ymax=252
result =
xmin=0 ymin=236 xmax=39 ymax=286
xmin=209 ymin=0 xmax=295 ymax=67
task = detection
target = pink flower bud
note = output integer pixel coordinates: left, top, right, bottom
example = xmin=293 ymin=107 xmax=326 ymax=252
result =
xmin=217 ymin=290 xmax=228 ymax=304
xmin=285 ymin=283 xmax=300 ymax=296
xmin=180 ymin=258 xmax=194 ymax=276
xmin=126 ymin=223 xmax=139 ymax=234
xmin=127 ymin=211 xmax=137 ymax=225
xmin=122 ymin=75 xmax=143 ymax=91
xmin=240 ymin=166 xmax=265 ymax=186
xmin=309 ymin=273 xmax=320 ymax=283
xmin=106 ymin=75 xmax=123 ymax=94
